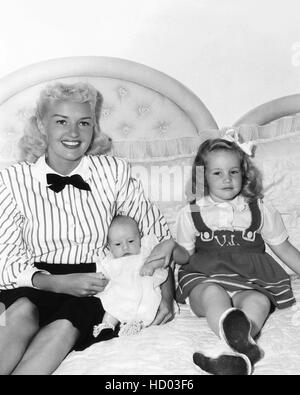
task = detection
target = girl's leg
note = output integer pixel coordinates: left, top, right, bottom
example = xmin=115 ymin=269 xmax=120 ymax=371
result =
xmin=12 ymin=319 xmax=80 ymax=375
xmin=217 ymin=291 xmax=270 ymax=368
xmin=189 ymin=283 xmax=232 ymax=336
xmin=232 ymin=290 xmax=271 ymax=337
xmin=0 ymin=299 xmax=39 ymax=375
xmin=190 ymin=284 xmax=252 ymax=375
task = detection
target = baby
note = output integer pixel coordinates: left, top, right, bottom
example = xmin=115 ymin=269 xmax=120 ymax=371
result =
xmin=93 ymin=215 xmax=168 ymax=339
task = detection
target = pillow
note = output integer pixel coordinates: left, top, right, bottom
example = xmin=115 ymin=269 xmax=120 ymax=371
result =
xmin=251 ymin=132 xmax=300 ymax=275
xmin=131 ymin=156 xmax=195 ymax=237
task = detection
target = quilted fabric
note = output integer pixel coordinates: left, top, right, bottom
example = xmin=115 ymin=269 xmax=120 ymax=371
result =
xmin=54 ymin=278 xmax=300 ymax=375
xmin=251 ymin=132 xmax=300 ymax=274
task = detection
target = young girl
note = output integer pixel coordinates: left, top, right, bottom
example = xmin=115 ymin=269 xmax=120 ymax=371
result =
xmin=175 ymin=130 xmax=300 ymax=375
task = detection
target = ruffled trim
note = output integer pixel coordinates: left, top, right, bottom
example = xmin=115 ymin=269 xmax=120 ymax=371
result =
xmin=110 ymin=131 xmax=219 ymax=162
xmin=111 ymin=137 xmax=199 ymax=162
xmin=109 ymin=113 xmax=300 ymax=162
xmin=226 ymin=113 xmax=300 ymax=142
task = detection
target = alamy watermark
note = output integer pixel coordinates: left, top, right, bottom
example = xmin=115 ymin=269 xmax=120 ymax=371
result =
xmin=131 ymin=164 xmax=204 ymax=203
xmin=128 ymin=160 xmax=282 ymax=204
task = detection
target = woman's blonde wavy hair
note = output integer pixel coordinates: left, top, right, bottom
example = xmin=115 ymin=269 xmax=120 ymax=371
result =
xmin=19 ymin=82 xmax=112 ymax=162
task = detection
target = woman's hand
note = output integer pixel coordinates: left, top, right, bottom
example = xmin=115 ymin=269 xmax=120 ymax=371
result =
xmin=145 ymin=238 xmax=176 ymax=268
xmin=33 ymin=272 xmax=109 ymax=297
xmin=57 ymin=273 xmax=109 ymax=297
xmin=151 ymin=267 xmax=175 ymax=325
xmin=151 ymin=296 xmax=175 ymax=325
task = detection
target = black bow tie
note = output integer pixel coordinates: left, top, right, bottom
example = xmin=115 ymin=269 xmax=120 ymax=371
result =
xmin=46 ymin=173 xmax=91 ymax=193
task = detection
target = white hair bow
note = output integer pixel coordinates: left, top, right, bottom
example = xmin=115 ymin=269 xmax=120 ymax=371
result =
xmin=222 ymin=128 xmax=254 ymax=156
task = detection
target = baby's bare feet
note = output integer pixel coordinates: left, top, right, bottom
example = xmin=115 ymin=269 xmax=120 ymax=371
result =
xmin=119 ymin=321 xmax=144 ymax=336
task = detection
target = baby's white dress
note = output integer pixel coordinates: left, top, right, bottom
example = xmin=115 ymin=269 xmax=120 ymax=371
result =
xmin=96 ymin=235 xmax=168 ymax=326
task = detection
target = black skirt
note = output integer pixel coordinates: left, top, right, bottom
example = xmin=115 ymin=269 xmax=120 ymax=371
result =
xmin=0 ymin=263 xmax=106 ymax=351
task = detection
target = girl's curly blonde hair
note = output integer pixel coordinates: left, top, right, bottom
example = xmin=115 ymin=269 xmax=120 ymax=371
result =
xmin=190 ymin=138 xmax=263 ymax=203
xmin=19 ymin=82 xmax=112 ymax=162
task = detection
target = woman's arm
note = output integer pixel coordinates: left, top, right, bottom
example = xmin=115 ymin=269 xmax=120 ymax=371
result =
xmin=32 ymin=272 xmax=108 ymax=297
xmin=151 ymin=267 xmax=175 ymax=325
xmin=269 ymin=240 xmax=300 ymax=276
xmin=116 ymin=160 xmax=170 ymax=242
xmin=142 ymin=239 xmax=190 ymax=269
xmin=116 ymin=159 xmax=178 ymax=267
xmin=0 ymin=181 xmax=41 ymax=289
xmin=0 ymin=180 xmax=107 ymax=295
xmin=144 ymin=238 xmax=176 ymax=267
xmin=173 ymin=244 xmax=190 ymax=265
xmin=140 ymin=236 xmax=190 ymax=275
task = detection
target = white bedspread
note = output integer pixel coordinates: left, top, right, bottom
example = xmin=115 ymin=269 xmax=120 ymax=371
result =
xmin=54 ymin=279 xmax=300 ymax=375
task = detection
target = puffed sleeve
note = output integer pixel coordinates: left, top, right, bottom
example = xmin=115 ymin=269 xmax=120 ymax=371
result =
xmin=115 ymin=159 xmax=170 ymax=242
xmin=259 ymin=199 xmax=289 ymax=246
xmin=0 ymin=181 xmax=42 ymax=289
xmin=175 ymin=205 xmax=196 ymax=254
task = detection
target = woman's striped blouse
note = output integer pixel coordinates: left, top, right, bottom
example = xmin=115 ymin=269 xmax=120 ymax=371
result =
xmin=0 ymin=154 xmax=170 ymax=290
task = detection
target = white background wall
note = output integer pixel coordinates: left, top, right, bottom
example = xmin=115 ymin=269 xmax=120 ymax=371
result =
xmin=1 ymin=0 xmax=300 ymax=126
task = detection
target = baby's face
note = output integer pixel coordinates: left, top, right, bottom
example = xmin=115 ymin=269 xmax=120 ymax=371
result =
xmin=108 ymin=221 xmax=141 ymax=258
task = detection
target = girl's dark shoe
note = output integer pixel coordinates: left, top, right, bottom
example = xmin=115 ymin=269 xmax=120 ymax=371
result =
xmin=193 ymin=351 xmax=252 ymax=375
xmin=219 ymin=308 xmax=263 ymax=365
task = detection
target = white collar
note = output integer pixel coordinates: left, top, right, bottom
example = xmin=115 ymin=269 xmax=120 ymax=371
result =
xmin=31 ymin=155 xmax=92 ymax=185
xmin=196 ymin=195 xmax=248 ymax=212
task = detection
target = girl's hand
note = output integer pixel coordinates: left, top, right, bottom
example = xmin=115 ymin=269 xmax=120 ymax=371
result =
xmin=269 ymin=240 xmax=300 ymax=276
xmin=33 ymin=272 xmax=109 ymax=297
xmin=145 ymin=238 xmax=176 ymax=268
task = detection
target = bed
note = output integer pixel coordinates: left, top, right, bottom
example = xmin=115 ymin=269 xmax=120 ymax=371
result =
xmin=0 ymin=56 xmax=299 ymax=375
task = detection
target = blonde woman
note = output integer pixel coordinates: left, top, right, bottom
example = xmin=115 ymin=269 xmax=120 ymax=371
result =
xmin=0 ymin=82 xmax=176 ymax=375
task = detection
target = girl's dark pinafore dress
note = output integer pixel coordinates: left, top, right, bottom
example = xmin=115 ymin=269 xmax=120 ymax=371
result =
xmin=176 ymin=200 xmax=295 ymax=309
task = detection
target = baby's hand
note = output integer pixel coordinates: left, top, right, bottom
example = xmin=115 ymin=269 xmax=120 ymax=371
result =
xmin=139 ymin=259 xmax=164 ymax=277
xmin=140 ymin=264 xmax=155 ymax=276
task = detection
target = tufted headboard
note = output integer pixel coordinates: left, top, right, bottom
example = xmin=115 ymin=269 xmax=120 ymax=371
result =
xmin=0 ymin=56 xmax=218 ymax=232
xmin=234 ymin=94 xmax=300 ymax=126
